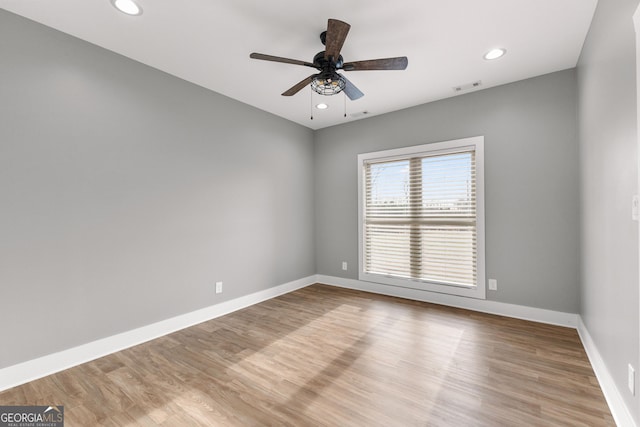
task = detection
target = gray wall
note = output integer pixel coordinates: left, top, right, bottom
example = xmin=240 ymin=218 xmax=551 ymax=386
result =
xmin=315 ymin=69 xmax=580 ymax=313
xmin=0 ymin=10 xmax=315 ymax=369
xmin=577 ymin=0 xmax=640 ymax=421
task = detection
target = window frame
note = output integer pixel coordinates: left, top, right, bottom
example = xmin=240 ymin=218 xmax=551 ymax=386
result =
xmin=357 ymin=136 xmax=486 ymax=299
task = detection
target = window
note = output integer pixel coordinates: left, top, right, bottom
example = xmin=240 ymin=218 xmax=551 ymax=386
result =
xmin=358 ymin=136 xmax=485 ymax=299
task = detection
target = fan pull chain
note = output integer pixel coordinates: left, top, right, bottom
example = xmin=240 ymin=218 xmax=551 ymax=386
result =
xmin=310 ymin=88 xmax=313 ymax=120
xmin=344 ymin=92 xmax=347 ymax=118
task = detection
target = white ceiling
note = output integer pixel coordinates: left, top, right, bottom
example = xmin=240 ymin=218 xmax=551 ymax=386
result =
xmin=0 ymin=0 xmax=598 ymax=130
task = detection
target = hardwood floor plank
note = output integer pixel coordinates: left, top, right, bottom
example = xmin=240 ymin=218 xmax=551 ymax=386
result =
xmin=0 ymin=284 xmax=615 ymax=426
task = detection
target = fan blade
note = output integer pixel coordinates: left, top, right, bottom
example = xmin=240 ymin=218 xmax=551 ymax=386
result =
xmin=250 ymin=53 xmax=316 ymax=68
xmin=324 ymin=19 xmax=351 ymax=62
xmin=282 ymin=75 xmax=317 ymax=96
xmin=342 ymin=57 xmax=408 ymax=71
xmin=342 ymin=75 xmax=364 ymax=100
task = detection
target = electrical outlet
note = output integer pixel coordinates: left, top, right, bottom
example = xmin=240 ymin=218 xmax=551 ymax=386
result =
xmin=488 ymin=279 xmax=497 ymax=291
xmin=629 ymin=364 xmax=635 ymax=395
xmin=633 ymin=195 xmax=639 ymax=221
xmin=342 ymin=261 xmax=348 ymax=271
xmin=215 ymin=281 xmax=223 ymax=294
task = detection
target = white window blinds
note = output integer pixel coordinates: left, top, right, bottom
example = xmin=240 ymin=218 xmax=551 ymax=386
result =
xmin=358 ymin=137 xmax=484 ymax=298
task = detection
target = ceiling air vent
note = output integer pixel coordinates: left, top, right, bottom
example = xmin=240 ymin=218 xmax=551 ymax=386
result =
xmin=453 ymin=80 xmax=482 ymax=93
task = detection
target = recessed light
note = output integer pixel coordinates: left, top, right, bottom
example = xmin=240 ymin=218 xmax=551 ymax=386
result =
xmin=111 ymin=0 xmax=142 ymax=16
xmin=484 ymin=48 xmax=506 ymax=60
xmin=316 ymin=103 xmax=328 ymax=110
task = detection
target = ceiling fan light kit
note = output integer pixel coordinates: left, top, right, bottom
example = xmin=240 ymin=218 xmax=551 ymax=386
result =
xmin=311 ymin=75 xmax=346 ymax=96
xmin=250 ymin=19 xmax=408 ymax=103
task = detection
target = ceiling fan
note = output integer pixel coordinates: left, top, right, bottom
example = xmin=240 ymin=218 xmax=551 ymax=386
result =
xmin=250 ymin=19 xmax=408 ymax=101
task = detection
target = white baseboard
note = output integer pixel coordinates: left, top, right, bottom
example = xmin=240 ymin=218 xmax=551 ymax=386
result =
xmin=577 ymin=317 xmax=637 ymax=427
xmin=317 ymin=275 xmax=578 ymax=328
xmin=0 ymin=275 xmax=316 ymax=393
xmin=3 ymin=274 xmax=633 ymax=427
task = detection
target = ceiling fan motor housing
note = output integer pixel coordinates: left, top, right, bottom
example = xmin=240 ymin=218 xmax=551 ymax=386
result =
xmin=313 ymin=51 xmax=344 ymax=70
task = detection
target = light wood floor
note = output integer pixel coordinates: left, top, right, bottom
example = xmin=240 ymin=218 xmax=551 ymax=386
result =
xmin=0 ymin=284 xmax=615 ymax=426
